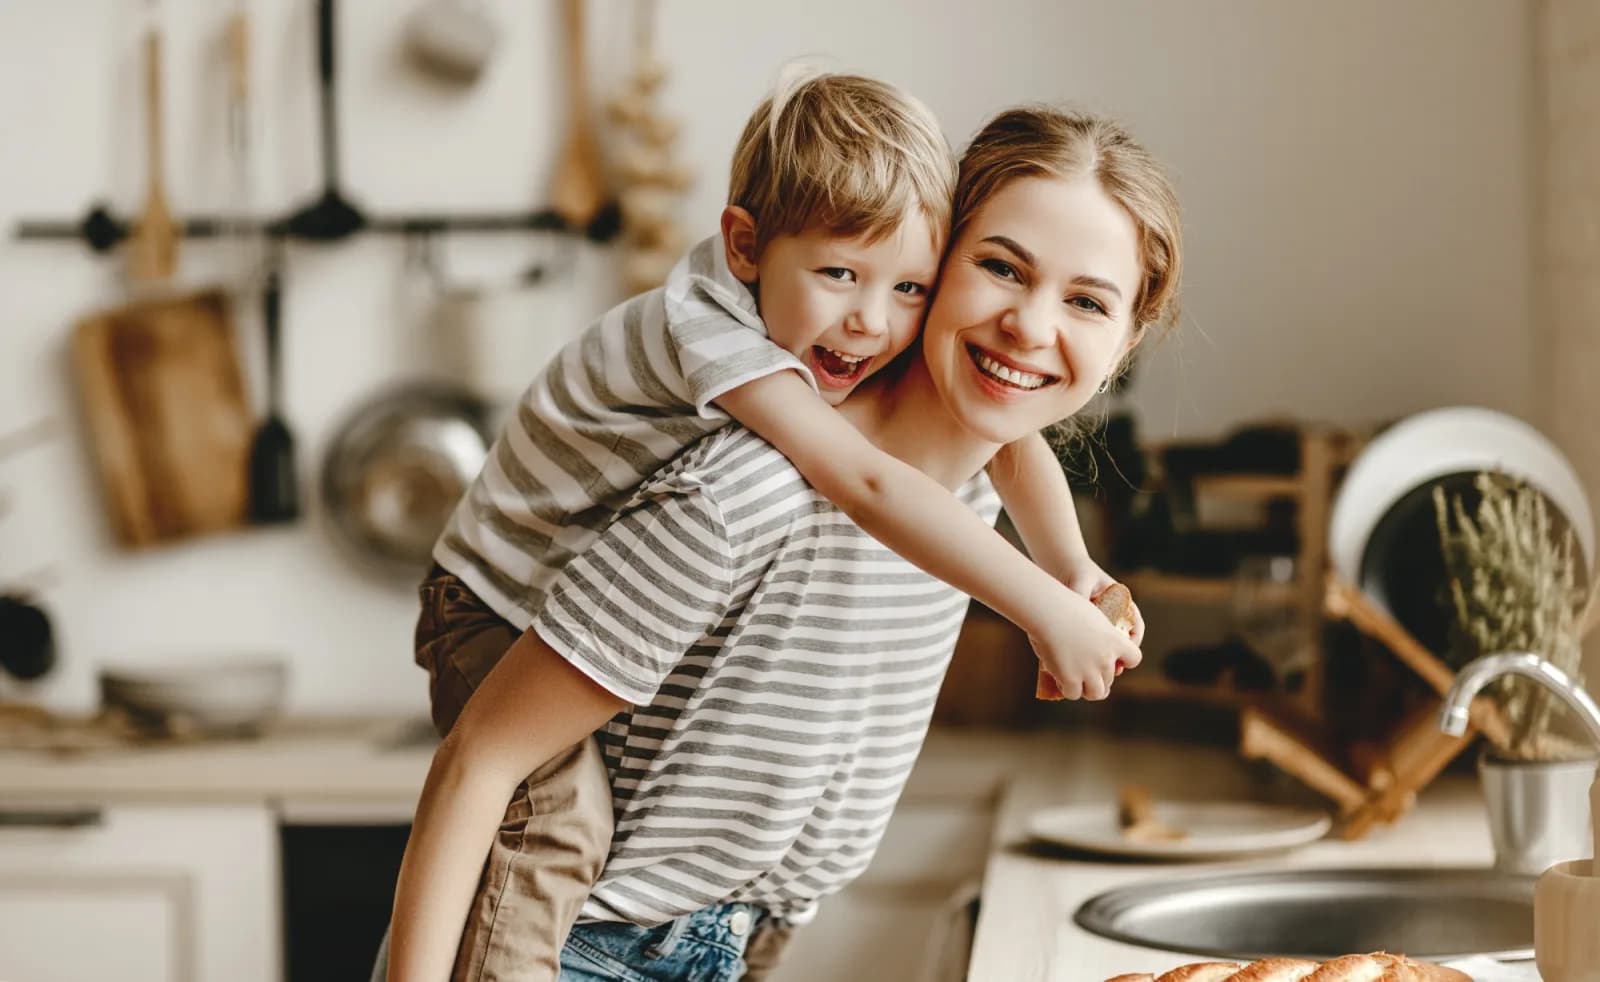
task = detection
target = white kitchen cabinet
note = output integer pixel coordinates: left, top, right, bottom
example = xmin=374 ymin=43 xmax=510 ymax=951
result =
xmin=0 ymin=802 xmax=280 ymax=982
xmin=769 ymin=796 xmax=996 ymax=982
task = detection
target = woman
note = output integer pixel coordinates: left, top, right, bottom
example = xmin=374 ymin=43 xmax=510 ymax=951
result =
xmin=386 ymin=105 xmax=1182 ymax=982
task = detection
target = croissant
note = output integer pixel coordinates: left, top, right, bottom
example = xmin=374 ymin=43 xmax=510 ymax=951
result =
xmin=1103 ymin=952 xmax=1470 ymax=982
xmin=1037 ymin=583 xmax=1136 ymax=700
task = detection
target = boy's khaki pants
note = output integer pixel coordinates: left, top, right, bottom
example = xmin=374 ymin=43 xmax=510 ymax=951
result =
xmin=415 ymin=567 xmax=795 ymax=981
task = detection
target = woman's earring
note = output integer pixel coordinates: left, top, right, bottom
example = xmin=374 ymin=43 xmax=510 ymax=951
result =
xmin=1097 ymin=376 xmax=1112 ymax=395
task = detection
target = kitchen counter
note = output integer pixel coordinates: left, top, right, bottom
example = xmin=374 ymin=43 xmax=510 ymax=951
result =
xmin=0 ymin=715 xmax=439 ymax=820
xmin=964 ymin=732 xmax=1495 ymax=982
xmin=0 ymin=718 xmax=1498 ymax=979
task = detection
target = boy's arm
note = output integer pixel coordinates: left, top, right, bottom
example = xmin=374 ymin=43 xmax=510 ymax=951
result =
xmin=990 ymin=433 xmax=1144 ymax=643
xmin=716 ymin=372 xmax=1140 ymax=698
xmin=387 ymin=629 xmax=626 ymax=982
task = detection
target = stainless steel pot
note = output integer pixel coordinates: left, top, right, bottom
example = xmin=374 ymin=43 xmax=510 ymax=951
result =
xmin=1481 ymin=752 xmax=1599 ymax=875
xmin=319 ymin=382 xmax=492 ymax=580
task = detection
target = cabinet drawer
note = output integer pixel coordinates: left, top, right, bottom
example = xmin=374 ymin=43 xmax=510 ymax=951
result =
xmin=0 ymin=802 xmax=279 ymax=982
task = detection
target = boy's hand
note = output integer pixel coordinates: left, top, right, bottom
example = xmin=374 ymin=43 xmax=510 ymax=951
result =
xmin=1028 ymin=588 xmax=1143 ymax=701
xmin=1059 ymin=558 xmax=1144 ymax=646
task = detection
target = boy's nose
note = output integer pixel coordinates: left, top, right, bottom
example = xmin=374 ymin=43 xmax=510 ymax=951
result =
xmin=845 ymin=303 xmax=888 ymax=338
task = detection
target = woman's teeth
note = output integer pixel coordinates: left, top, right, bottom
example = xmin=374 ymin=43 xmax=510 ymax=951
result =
xmin=972 ymin=349 xmax=1051 ymax=390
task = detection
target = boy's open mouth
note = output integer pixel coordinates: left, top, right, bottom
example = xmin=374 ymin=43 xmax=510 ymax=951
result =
xmin=811 ymin=346 xmax=872 ymax=388
xmin=966 ymin=344 xmax=1059 ymax=391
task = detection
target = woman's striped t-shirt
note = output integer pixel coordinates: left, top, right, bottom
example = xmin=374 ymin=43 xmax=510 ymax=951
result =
xmin=433 ymin=235 xmax=811 ymax=628
xmin=531 ymin=425 xmax=1001 ymax=927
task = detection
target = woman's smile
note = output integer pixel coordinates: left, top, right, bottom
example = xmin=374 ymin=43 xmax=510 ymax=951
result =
xmin=964 ymin=343 xmax=1062 ymax=395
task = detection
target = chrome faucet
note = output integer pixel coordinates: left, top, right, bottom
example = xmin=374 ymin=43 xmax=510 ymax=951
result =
xmin=1438 ymin=652 xmax=1600 ymax=749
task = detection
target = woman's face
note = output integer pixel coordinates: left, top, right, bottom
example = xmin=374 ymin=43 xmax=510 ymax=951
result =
xmin=922 ymin=174 xmax=1144 ymax=447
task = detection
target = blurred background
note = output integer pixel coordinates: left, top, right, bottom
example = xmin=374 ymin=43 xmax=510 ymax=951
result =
xmin=0 ymin=2 xmax=1596 ymax=980
xmin=1 ymin=0 xmax=1592 ymax=713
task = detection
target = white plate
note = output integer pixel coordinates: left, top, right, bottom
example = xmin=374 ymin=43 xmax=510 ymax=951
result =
xmin=1328 ymin=407 xmax=1595 ymax=589
xmin=1024 ymin=801 xmax=1332 ymax=860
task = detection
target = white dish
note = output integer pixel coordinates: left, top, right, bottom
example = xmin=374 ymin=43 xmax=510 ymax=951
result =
xmin=1328 ymin=407 xmax=1595 ymax=588
xmin=1025 ymin=801 xmax=1332 ymax=860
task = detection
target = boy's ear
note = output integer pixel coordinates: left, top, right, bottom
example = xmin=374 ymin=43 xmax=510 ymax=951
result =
xmin=720 ymin=206 xmax=761 ymax=283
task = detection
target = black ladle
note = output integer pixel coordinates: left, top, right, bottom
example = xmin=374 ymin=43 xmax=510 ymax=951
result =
xmin=285 ymin=0 xmax=366 ymax=242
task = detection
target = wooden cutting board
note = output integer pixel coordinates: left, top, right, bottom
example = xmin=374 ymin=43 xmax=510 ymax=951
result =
xmin=71 ymin=289 xmax=253 ymax=547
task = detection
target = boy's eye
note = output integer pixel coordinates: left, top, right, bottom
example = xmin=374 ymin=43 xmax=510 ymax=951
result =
xmin=894 ymin=281 xmax=929 ymax=298
xmin=979 ymin=258 xmax=1019 ymax=281
xmin=818 ymin=267 xmax=855 ymax=282
xmin=1068 ymin=295 xmax=1109 ymax=316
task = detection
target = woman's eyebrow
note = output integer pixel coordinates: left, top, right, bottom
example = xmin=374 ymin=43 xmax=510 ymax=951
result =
xmin=981 ymin=235 xmax=1035 ymax=266
xmin=981 ymin=234 xmax=1124 ymax=300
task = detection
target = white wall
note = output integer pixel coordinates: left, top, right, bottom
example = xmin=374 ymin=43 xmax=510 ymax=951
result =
xmin=0 ymin=0 xmax=1537 ymax=713
xmin=1534 ymin=0 xmax=1600 ymax=684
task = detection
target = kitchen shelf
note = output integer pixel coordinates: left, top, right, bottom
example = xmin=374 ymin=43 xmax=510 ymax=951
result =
xmin=1190 ymin=473 xmax=1304 ymax=500
xmin=1123 ymin=570 xmax=1297 ymax=605
xmin=1113 ymin=672 xmax=1303 ymax=719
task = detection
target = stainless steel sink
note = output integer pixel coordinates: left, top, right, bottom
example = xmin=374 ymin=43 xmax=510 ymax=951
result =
xmin=1074 ymin=867 xmax=1535 ymax=961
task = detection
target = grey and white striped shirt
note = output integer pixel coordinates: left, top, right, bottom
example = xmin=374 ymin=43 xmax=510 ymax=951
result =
xmin=532 ymin=426 xmax=1001 ymax=927
xmin=433 ymin=236 xmax=813 ymax=628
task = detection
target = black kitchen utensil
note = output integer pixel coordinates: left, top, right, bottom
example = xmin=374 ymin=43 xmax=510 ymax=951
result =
xmin=0 ymin=594 xmax=55 ymax=682
xmin=248 ymin=257 xmax=299 ymax=522
xmin=285 ymin=0 xmax=366 ymax=242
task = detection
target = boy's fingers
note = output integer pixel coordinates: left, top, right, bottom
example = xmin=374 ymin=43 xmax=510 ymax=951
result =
xmin=1118 ymin=643 xmax=1144 ymax=671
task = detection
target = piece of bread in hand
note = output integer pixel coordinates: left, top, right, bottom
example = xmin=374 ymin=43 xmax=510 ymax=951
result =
xmin=1037 ymin=582 xmax=1136 ymax=700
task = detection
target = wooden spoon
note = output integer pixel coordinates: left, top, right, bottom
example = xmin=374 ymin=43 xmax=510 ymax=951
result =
xmin=548 ymin=0 xmax=608 ymax=231
xmin=126 ymin=28 xmax=179 ymax=284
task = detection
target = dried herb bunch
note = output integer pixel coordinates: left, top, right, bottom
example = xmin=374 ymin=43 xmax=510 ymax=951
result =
xmin=1433 ymin=472 xmax=1596 ymax=759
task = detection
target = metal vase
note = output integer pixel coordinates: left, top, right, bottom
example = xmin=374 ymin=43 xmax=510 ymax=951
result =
xmin=1479 ymin=752 xmax=1598 ymax=875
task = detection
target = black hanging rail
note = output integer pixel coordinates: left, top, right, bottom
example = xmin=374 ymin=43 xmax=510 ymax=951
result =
xmin=12 ymin=204 xmax=619 ymax=252
xmin=13 ymin=0 xmax=621 ymax=253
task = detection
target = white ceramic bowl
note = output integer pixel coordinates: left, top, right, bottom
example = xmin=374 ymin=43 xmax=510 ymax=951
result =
xmin=99 ymin=656 xmax=288 ymax=735
xmin=1327 ymin=407 xmax=1594 ymax=654
xmin=1330 ymin=407 xmax=1595 ymax=584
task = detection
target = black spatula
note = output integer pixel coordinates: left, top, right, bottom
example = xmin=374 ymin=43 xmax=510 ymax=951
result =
xmin=248 ymin=259 xmax=299 ymax=522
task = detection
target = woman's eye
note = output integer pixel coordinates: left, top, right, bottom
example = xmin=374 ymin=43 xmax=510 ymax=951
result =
xmin=894 ymin=281 xmax=929 ymax=297
xmin=979 ymin=258 xmax=1019 ymax=281
xmin=819 ymin=267 xmax=855 ymax=282
xmin=1068 ymin=295 xmax=1109 ymax=316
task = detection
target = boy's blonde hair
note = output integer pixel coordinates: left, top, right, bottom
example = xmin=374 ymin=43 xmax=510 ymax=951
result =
xmin=728 ymin=67 xmax=955 ymax=254
xmin=955 ymin=107 xmax=1183 ymax=337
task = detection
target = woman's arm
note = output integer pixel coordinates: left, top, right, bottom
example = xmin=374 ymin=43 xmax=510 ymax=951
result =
xmin=387 ymin=629 xmax=626 ymax=982
xmin=989 ymin=433 xmax=1145 ymax=642
xmin=716 ymin=371 xmax=1140 ymax=699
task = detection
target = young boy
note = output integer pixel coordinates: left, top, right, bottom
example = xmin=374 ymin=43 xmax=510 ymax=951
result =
xmin=393 ymin=69 xmax=1140 ymax=981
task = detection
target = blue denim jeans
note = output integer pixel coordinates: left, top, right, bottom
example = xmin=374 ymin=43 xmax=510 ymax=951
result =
xmin=559 ymin=902 xmax=765 ymax=982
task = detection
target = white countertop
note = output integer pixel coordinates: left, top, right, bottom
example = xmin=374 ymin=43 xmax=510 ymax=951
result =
xmin=0 ymin=718 xmax=1499 ymax=979
xmin=0 ymin=716 xmax=438 ymax=820
xmin=965 ymin=732 xmax=1496 ymax=982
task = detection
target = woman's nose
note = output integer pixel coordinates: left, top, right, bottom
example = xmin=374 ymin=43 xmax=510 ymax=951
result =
xmin=998 ymin=299 xmax=1055 ymax=349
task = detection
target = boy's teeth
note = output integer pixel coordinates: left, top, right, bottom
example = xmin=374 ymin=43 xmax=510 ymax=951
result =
xmin=826 ymin=348 xmax=866 ymax=365
xmin=974 ymin=351 xmax=1048 ymax=390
